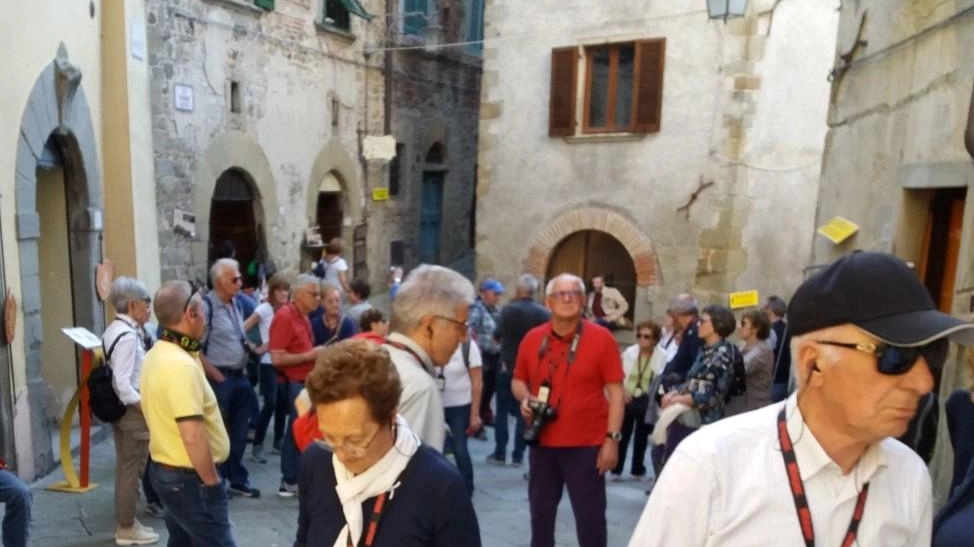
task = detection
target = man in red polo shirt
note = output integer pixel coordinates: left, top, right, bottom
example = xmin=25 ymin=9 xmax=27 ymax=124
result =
xmin=269 ymin=274 xmax=322 ymax=498
xmin=513 ymin=273 xmax=625 ymax=547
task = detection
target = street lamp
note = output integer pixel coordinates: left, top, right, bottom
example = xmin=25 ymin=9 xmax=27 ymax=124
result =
xmin=707 ymin=0 xmax=747 ymax=21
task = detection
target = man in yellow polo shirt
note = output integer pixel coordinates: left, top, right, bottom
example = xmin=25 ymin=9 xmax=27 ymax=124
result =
xmin=141 ymin=280 xmax=235 ymax=547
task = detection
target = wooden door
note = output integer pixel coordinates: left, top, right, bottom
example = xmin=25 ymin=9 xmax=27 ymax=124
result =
xmin=920 ymin=188 xmax=966 ymax=312
xmin=546 ymin=230 xmax=636 ymax=320
xmin=419 ymin=171 xmax=444 ymax=264
xmin=316 ymin=192 xmax=344 ymax=242
xmin=209 ymin=169 xmax=259 ymax=272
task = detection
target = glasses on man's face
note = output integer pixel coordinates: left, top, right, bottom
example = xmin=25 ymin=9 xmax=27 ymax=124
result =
xmin=314 ymin=424 xmax=383 ymax=458
xmin=434 ymin=315 xmax=469 ymax=332
xmin=637 ymin=333 xmax=655 ymax=340
xmin=232 ymin=275 xmax=242 ymax=284
xmin=550 ymin=290 xmax=583 ymax=301
xmin=142 ymin=297 xmax=152 ymax=305
xmin=815 ymin=338 xmax=949 ymax=376
xmin=182 ymin=281 xmax=201 ymax=313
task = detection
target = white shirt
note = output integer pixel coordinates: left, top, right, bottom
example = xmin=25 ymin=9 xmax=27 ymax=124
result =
xmin=440 ymin=340 xmax=482 ymax=408
xmin=629 ymin=394 xmax=932 ymax=547
xmin=102 ymin=315 xmax=147 ymax=406
xmin=383 ymin=333 xmax=446 ymax=451
xmin=255 ymin=302 xmax=275 ymax=365
xmin=324 ymin=256 xmax=349 ymax=293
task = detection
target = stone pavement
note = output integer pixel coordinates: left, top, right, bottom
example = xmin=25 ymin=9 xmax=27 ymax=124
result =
xmin=29 ymin=419 xmax=651 ymax=546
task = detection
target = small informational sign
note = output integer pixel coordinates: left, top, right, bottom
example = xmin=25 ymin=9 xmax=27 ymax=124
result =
xmin=62 ymin=327 xmax=102 ymax=350
xmin=174 ymin=84 xmax=194 ymax=112
xmin=371 ymin=188 xmax=390 ymax=201
xmin=130 ymin=19 xmax=146 ymax=60
xmin=729 ymin=290 xmax=760 ymax=310
xmin=173 ymin=209 xmax=196 ymax=237
xmin=817 ymin=216 xmax=859 ymax=245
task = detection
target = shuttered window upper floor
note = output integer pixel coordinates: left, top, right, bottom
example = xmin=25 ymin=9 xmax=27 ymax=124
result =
xmin=549 ymin=38 xmax=666 ymax=138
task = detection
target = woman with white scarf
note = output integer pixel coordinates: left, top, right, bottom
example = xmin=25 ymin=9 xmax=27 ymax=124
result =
xmin=294 ymin=338 xmax=481 ymax=547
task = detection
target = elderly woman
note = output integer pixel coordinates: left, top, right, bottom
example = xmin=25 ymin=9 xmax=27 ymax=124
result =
xmin=295 ymin=339 xmax=481 ymax=547
xmin=310 ymin=283 xmax=358 ymax=347
xmin=102 ymin=277 xmax=159 ymax=545
xmin=612 ymin=320 xmax=662 ymax=480
xmin=724 ymin=310 xmax=774 ymax=416
xmin=659 ymin=305 xmax=737 ymax=461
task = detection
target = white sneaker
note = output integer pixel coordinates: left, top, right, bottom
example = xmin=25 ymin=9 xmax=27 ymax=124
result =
xmin=115 ymin=523 xmax=160 ymax=546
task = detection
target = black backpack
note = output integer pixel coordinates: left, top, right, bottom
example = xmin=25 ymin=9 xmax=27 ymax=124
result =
xmin=726 ymin=344 xmax=748 ymax=399
xmin=87 ymin=331 xmax=133 ymax=423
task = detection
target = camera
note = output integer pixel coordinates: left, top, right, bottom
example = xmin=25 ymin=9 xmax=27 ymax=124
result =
xmin=522 ymin=399 xmax=558 ymax=445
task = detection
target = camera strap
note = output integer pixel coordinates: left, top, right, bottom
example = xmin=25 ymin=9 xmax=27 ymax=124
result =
xmin=536 ymin=321 xmax=584 ymax=406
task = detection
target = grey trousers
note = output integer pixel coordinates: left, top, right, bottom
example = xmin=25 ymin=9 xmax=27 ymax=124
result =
xmin=112 ymin=406 xmax=150 ymax=527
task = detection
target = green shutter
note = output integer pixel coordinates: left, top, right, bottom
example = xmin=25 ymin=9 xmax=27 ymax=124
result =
xmin=254 ymin=0 xmax=274 ymax=10
xmin=404 ymin=0 xmax=427 ymax=35
xmin=338 ymin=0 xmax=373 ymax=20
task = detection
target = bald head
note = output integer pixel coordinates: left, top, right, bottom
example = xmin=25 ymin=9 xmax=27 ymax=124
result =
xmin=154 ymin=280 xmax=195 ymax=328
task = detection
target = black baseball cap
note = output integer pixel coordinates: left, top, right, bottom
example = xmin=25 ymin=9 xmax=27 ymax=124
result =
xmin=787 ymin=251 xmax=974 ymax=347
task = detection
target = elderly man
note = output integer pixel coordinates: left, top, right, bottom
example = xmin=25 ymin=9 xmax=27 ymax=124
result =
xmin=513 ymin=273 xmax=625 ymax=547
xmin=142 ymin=281 xmax=235 ymax=546
xmin=103 ymin=277 xmax=159 ymax=545
xmin=384 ymin=264 xmax=475 ymax=450
xmin=270 ymin=274 xmax=323 ymax=498
xmin=200 ymin=258 xmax=260 ymax=498
xmin=585 ymin=275 xmax=629 ymax=330
xmin=469 ymin=278 xmax=503 ymax=437
xmin=630 ymin=251 xmax=974 ymax=546
xmin=488 ymin=274 xmax=550 ymax=467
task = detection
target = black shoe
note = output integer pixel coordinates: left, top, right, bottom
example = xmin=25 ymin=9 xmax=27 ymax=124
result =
xmin=228 ymin=484 xmax=261 ymax=498
xmin=485 ymin=454 xmax=506 ymax=466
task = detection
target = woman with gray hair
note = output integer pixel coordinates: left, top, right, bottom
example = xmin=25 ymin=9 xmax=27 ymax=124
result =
xmin=102 ymin=276 xmax=160 ymax=545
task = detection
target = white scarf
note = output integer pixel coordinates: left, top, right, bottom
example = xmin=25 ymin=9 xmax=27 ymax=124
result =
xmin=332 ymin=414 xmax=420 ymax=547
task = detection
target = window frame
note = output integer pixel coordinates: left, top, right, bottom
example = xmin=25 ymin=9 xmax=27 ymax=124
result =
xmin=582 ymin=43 xmax=638 ymax=134
xmin=402 ymin=0 xmax=430 ymax=36
xmin=323 ymin=0 xmax=352 ymax=31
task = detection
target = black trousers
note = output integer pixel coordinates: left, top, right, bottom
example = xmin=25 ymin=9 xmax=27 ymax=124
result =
xmin=480 ymin=352 xmax=499 ymax=423
xmin=612 ymin=398 xmax=651 ymax=476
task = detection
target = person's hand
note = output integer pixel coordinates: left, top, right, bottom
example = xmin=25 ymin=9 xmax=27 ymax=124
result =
xmin=624 ymin=393 xmax=633 ymax=405
xmin=213 ymin=371 xmax=226 ymax=383
xmin=469 ymin=414 xmax=483 ymax=433
xmin=520 ymin=398 xmax=535 ymax=423
xmin=596 ymin=439 xmax=619 ymax=475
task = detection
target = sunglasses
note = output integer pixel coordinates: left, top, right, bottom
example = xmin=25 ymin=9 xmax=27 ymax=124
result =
xmin=637 ymin=333 xmax=655 ymax=340
xmin=182 ymin=280 xmax=202 ymax=313
xmin=815 ymin=338 xmax=949 ymax=375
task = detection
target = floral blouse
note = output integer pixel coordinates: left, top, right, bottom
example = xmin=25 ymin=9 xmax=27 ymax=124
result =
xmin=678 ymin=339 xmax=734 ymax=424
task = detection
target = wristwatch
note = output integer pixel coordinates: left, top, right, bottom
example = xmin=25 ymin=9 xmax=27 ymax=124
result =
xmin=606 ymin=431 xmax=622 ymax=442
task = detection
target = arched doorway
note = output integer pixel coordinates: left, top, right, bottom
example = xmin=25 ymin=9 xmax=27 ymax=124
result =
xmin=546 ymin=230 xmax=637 ymax=320
xmin=208 ymin=168 xmax=264 ymax=278
xmin=316 ymin=171 xmax=345 ymax=243
xmin=419 ymin=142 xmax=447 ymax=264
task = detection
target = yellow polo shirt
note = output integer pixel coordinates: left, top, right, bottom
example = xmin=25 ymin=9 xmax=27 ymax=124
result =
xmin=140 ymin=340 xmax=229 ymax=467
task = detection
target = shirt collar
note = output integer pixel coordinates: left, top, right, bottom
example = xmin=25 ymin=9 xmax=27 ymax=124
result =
xmin=386 ymin=332 xmax=435 ymax=373
xmin=116 ymin=314 xmax=139 ymax=330
xmin=785 ymin=394 xmax=887 ymax=487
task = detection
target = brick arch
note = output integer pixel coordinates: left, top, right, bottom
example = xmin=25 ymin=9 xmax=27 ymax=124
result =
xmin=524 ymin=207 xmax=660 ymax=286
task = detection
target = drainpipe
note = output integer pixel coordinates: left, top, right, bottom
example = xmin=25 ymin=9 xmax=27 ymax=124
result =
xmin=966 ymin=78 xmax=974 ymax=159
xmin=384 ymin=0 xmax=392 ymax=135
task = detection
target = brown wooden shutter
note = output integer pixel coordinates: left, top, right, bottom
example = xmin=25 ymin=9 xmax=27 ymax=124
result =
xmin=549 ymin=47 xmax=579 ymax=137
xmin=632 ymin=38 xmax=665 ymax=133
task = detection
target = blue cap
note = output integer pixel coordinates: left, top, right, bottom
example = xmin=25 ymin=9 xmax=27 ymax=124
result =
xmin=480 ymin=278 xmax=505 ymax=294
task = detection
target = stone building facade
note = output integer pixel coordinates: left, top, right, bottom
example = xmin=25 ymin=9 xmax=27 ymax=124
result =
xmin=147 ymin=0 xmax=387 ymax=285
xmin=811 ymin=0 xmax=974 ymax=503
xmin=372 ymin=0 xmax=482 ymax=277
xmin=477 ymin=0 xmax=838 ymax=323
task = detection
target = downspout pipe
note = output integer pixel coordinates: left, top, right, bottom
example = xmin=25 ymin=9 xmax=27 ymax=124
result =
xmin=966 ymin=77 xmax=974 ymax=159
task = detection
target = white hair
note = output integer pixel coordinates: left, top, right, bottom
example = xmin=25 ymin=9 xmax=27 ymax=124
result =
xmin=545 ymin=273 xmax=586 ymax=297
xmin=209 ymin=258 xmax=239 ymax=284
xmin=293 ymin=274 xmax=319 ymax=292
xmin=517 ymin=274 xmax=540 ymax=295
xmin=109 ymin=277 xmax=150 ymax=314
xmin=391 ymin=265 xmax=475 ymax=332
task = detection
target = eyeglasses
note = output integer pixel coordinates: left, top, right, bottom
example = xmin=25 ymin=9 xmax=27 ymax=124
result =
xmin=637 ymin=333 xmax=655 ymax=340
xmin=314 ymin=424 xmax=384 ymax=458
xmin=182 ymin=281 xmax=201 ymax=313
xmin=232 ymin=275 xmax=242 ymax=284
xmin=142 ymin=297 xmax=152 ymax=305
xmin=815 ymin=338 xmax=949 ymax=375
xmin=550 ymin=290 xmax=583 ymax=301
xmin=434 ymin=315 xmax=470 ymax=331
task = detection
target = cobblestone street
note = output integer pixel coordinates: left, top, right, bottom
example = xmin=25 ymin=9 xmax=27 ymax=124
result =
xmin=29 ymin=420 xmax=650 ymax=546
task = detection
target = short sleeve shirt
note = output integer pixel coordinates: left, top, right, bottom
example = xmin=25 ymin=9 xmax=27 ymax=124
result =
xmin=324 ymin=257 xmax=349 ymax=293
xmin=441 ymin=340 xmax=483 ymax=408
xmin=269 ymin=304 xmax=315 ymax=382
xmin=256 ymin=302 xmax=275 ymax=365
xmin=140 ymin=341 xmax=229 ymax=467
xmin=513 ymin=320 xmax=624 ymax=447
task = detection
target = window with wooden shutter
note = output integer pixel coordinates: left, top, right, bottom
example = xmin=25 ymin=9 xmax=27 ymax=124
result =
xmin=633 ymin=38 xmax=665 ymax=133
xmin=549 ymin=47 xmax=578 ymax=137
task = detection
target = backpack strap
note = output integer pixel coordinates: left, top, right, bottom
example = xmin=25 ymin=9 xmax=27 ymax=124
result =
xmin=103 ymin=321 xmax=135 ymax=366
xmin=201 ymin=295 xmax=214 ymax=353
xmin=461 ymin=340 xmax=471 ymax=368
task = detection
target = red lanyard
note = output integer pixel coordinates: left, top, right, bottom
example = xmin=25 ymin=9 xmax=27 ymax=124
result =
xmin=347 ymin=492 xmax=388 ymax=547
xmin=777 ymin=407 xmax=869 ymax=547
xmin=383 ymin=340 xmax=430 ymax=374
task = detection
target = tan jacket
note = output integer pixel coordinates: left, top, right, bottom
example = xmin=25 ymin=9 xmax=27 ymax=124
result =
xmin=586 ymin=286 xmax=629 ymax=323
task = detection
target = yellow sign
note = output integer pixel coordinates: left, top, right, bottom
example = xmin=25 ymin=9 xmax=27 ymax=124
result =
xmin=371 ymin=188 xmax=390 ymax=201
xmin=817 ymin=216 xmax=859 ymax=245
xmin=729 ymin=290 xmax=760 ymax=310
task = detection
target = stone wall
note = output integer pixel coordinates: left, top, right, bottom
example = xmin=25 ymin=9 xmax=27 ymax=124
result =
xmin=476 ymin=0 xmax=837 ymax=321
xmin=147 ymin=0 xmax=386 ymax=282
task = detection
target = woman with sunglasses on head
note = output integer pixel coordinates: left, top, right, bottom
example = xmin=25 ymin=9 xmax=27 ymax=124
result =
xmin=295 ymin=338 xmax=481 ymax=547
xmin=611 ymin=320 xmax=664 ymax=481
xmin=724 ymin=310 xmax=774 ymax=417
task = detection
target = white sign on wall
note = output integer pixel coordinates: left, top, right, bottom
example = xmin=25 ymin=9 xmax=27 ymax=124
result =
xmin=174 ymin=84 xmax=195 ymax=112
xmin=130 ymin=19 xmax=146 ymax=61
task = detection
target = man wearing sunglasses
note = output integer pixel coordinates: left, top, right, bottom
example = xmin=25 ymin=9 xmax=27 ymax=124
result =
xmin=630 ymin=251 xmax=974 ymax=546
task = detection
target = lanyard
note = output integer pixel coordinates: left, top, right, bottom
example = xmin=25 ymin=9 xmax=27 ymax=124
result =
xmin=384 ymin=340 xmax=432 ymax=376
xmin=536 ymin=322 xmax=583 ymax=406
xmin=633 ymin=354 xmax=651 ymax=389
xmin=776 ymin=407 xmax=869 ymax=547
xmin=346 ymin=491 xmax=389 ymax=547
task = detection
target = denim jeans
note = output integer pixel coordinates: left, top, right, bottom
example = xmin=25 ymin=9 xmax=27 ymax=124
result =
xmin=0 ymin=469 xmax=31 ymax=547
xmin=253 ymin=365 xmax=280 ymax=447
xmin=143 ymin=457 xmax=159 ymax=504
xmin=493 ymin=369 xmax=526 ymax=462
xmin=149 ymin=463 xmax=236 ymax=547
xmin=210 ymin=373 xmax=252 ymax=487
xmin=280 ymin=381 xmax=304 ymax=485
xmin=444 ymin=404 xmax=474 ymax=494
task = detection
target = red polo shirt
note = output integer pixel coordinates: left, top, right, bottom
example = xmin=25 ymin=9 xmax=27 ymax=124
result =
xmin=269 ymin=303 xmax=315 ymax=382
xmin=514 ymin=320 xmax=624 ymax=447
